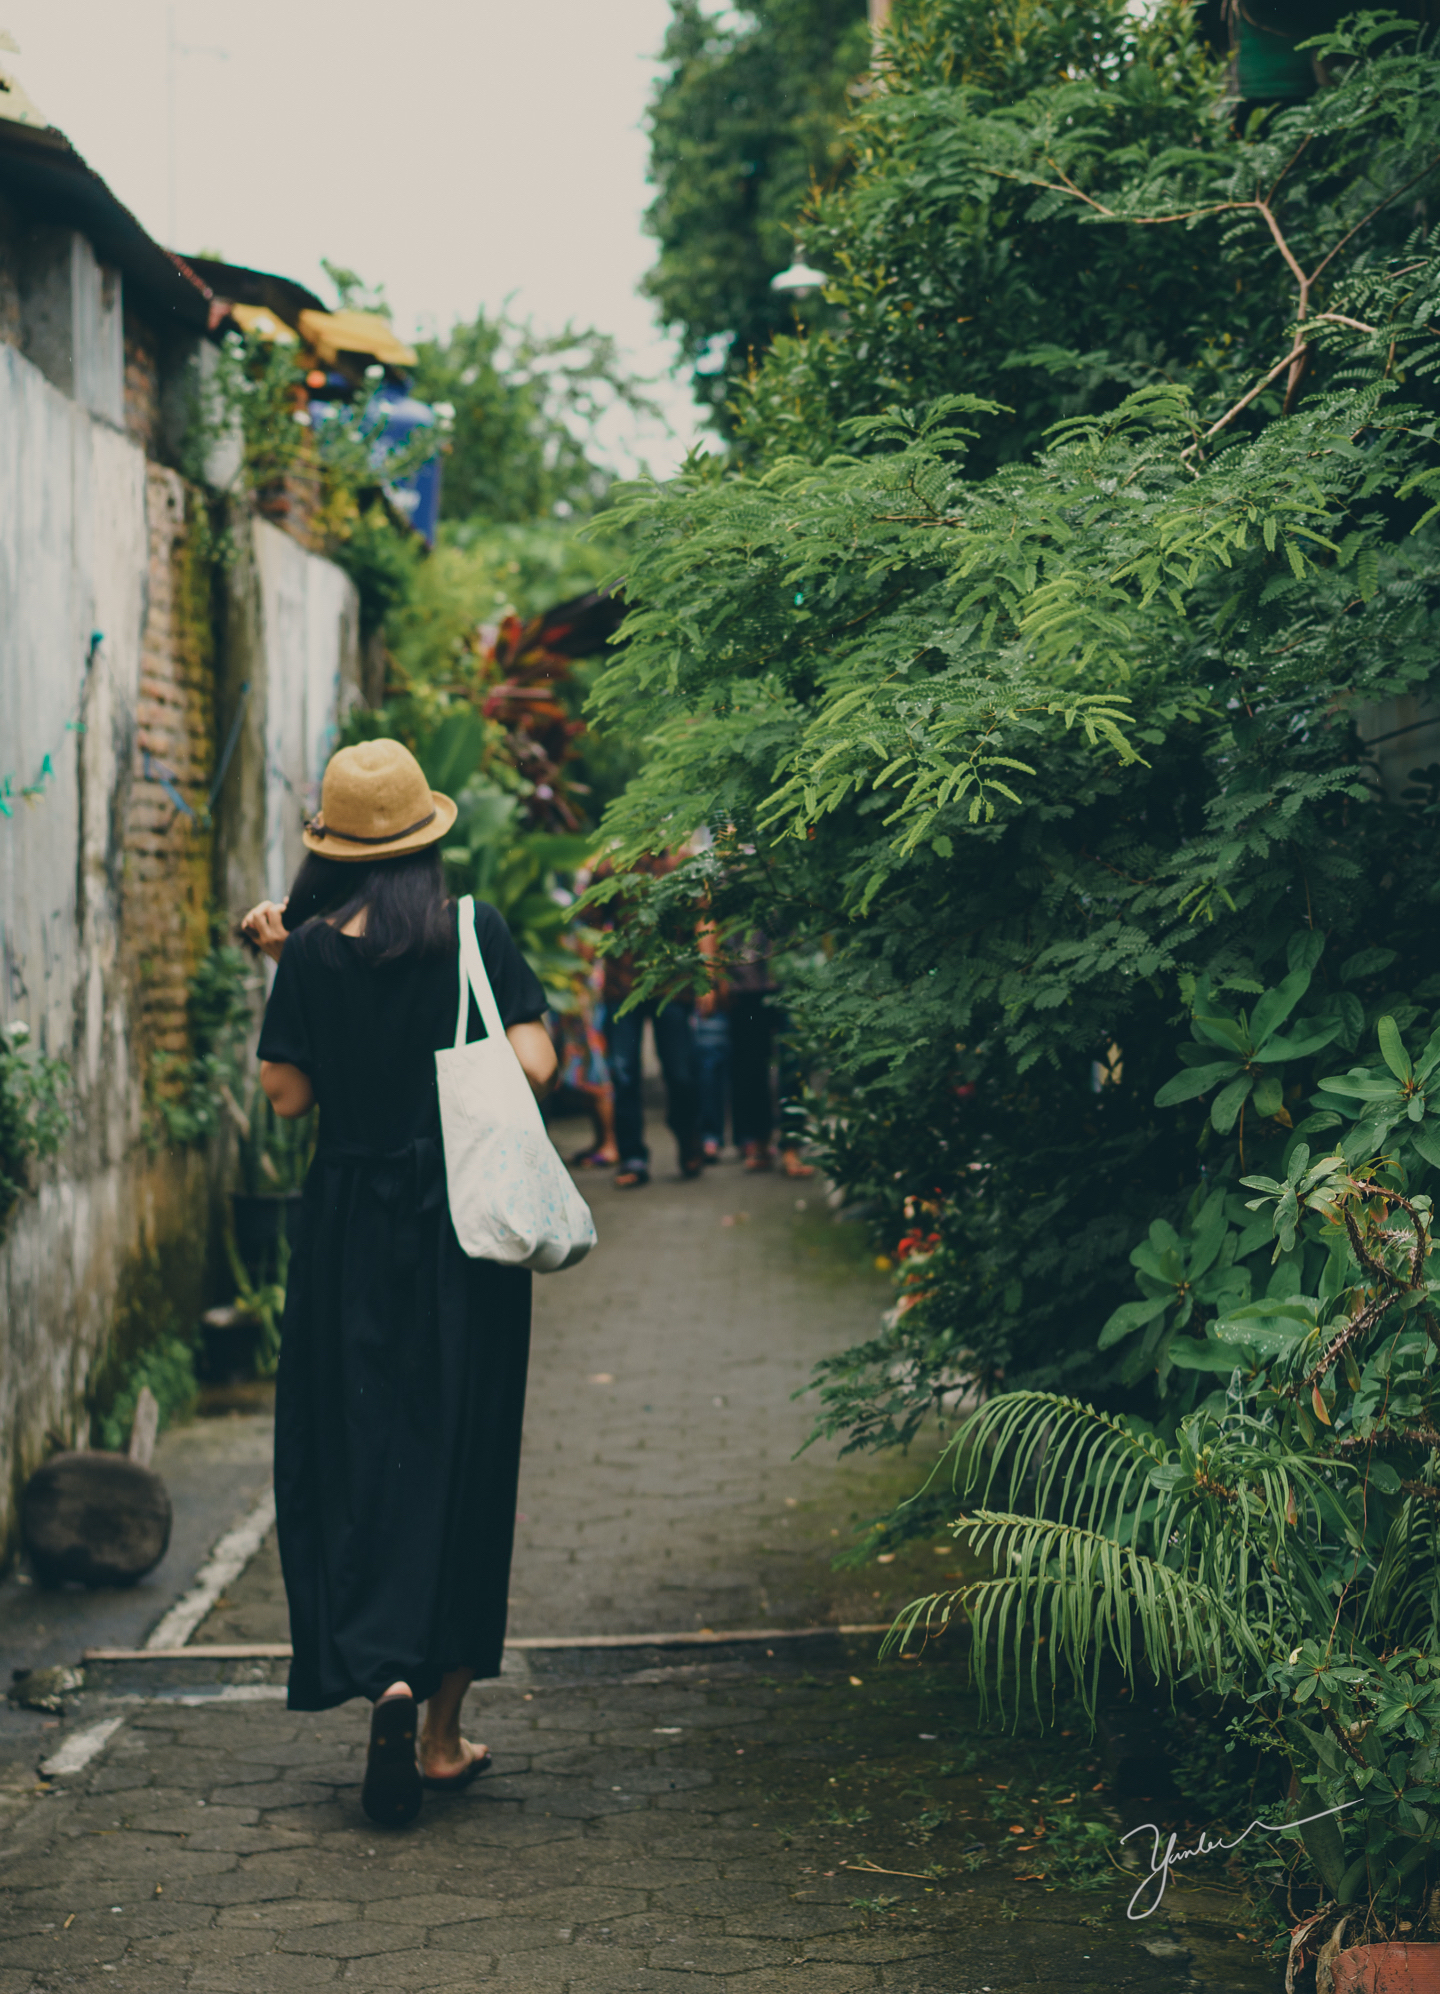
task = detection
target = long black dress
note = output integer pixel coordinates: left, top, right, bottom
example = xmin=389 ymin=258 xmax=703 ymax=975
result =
xmin=257 ymin=900 xmax=547 ymax=1711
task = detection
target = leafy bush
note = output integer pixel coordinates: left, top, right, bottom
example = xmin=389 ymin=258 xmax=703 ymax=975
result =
xmin=150 ymin=934 xmax=259 ymax=1148
xmin=94 ymin=1333 xmax=198 ymax=1452
xmin=596 ymin=1 xmax=1440 ymax=1453
xmin=0 ymin=1021 xmax=69 ymax=1226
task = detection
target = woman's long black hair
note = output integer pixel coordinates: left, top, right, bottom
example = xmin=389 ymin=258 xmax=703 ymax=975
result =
xmin=283 ymin=847 xmax=454 ymax=963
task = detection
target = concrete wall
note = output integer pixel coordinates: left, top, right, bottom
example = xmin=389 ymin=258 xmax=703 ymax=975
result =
xmin=0 ymin=335 xmax=361 ymax=1560
xmin=0 ymin=341 xmax=168 ymax=1542
xmin=255 ymin=520 xmax=362 ymax=901
xmin=212 ymin=519 xmax=361 ymax=916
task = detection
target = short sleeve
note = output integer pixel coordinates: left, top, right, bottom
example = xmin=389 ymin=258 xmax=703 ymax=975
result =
xmin=257 ymin=939 xmax=314 ymax=1072
xmin=473 ymin=901 xmax=547 ymax=1027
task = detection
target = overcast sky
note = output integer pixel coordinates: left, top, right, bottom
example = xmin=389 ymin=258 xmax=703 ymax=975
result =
xmin=3 ymin=0 xmax=707 ymax=474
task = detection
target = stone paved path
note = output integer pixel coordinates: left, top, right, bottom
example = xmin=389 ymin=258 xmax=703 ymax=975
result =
xmin=0 ymin=1127 xmax=1282 ymax=1992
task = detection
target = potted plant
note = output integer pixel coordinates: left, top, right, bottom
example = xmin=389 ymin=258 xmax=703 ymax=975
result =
xmin=891 ymin=988 xmax=1440 ymax=1970
xmin=228 ymin=1076 xmax=315 ymax=1287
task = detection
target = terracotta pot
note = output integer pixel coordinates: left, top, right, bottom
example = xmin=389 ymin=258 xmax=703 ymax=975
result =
xmin=1333 ymin=1945 xmax=1440 ymax=1994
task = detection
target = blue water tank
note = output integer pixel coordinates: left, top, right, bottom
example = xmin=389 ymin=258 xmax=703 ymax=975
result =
xmin=369 ymin=384 xmax=441 ymax=544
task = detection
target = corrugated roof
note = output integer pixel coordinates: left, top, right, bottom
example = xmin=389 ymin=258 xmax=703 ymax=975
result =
xmin=0 ymin=117 xmax=215 ymax=332
xmin=183 ymin=256 xmax=326 ymax=335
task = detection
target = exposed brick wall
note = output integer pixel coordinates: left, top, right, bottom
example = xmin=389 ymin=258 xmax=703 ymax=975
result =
xmin=122 ymin=465 xmax=216 ymax=1061
xmin=123 ymin=313 xmax=160 ymax=453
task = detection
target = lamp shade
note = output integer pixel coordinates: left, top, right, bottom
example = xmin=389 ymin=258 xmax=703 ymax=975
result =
xmin=770 ymin=261 xmax=828 ymax=297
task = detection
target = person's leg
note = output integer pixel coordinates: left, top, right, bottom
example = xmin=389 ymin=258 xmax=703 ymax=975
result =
xmin=419 ymin=1666 xmax=484 ymax=1779
xmin=653 ymin=1001 xmax=702 ymax=1172
xmin=606 ymin=1004 xmax=649 ymax=1182
xmin=773 ymin=1008 xmax=815 ymax=1176
xmin=589 ymin=1083 xmax=619 ymax=1165
xmin=730 ymin=994 xmax=774 ymax=1163
xmin=694 ymin=1011 xmax=731 ymax=1159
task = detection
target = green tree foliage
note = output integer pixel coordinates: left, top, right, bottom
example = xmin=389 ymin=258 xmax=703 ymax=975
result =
xmin=643 ymin=0 xmax=871 ymax=421
xmin=593 ymin=1 xmax=1440 ymax=1442
xmin=599 ymin=5 xmax=1440 ymax=1910
xmin=413 ymin=314 xmax=660 ymax=525
xmin=892 ymin=1005 xmax=1440 ymax=1925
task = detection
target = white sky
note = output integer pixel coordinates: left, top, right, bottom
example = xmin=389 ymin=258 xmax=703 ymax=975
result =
xmin=2 ymin=0 xmax=708 ymax=476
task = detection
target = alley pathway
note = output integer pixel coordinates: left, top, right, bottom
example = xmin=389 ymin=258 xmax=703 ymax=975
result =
xmin=0 ymin=1132 xmax=1281 ymax=1993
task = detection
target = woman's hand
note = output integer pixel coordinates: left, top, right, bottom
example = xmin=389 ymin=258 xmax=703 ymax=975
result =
xmin=241 ymin=899 xmax=289 ymax=963
xmin=507 ymin=1021 xmax=559 ymax=1100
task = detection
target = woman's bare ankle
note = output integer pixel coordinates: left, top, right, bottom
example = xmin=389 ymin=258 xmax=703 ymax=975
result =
xmin=379 ymin=1680 xmax=413 ymax=1702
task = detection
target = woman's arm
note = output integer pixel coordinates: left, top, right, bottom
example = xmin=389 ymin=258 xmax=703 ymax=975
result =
xmin=507 ymin=1021 xmax=559 ymax=1100
xmin=260 ymin=1060 xmax=315 ymax=1118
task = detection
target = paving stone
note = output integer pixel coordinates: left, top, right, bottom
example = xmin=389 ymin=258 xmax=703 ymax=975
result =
xmin=559 ymin=1958 xmax=728 ymax=1993
xmin=186 ymin=1955 xmax=343 ymax=1991
xmin=215 ymin=1899 xmax=357 ymax=1931
xmin=339 ymin=1948 xmax=502 ymax=1987
xmin=1 ymin=1155 xmax=1281 ymax=1994
xmin=279 ymin=1922 xmax=420 ymax=1958
xmin=360 ymin=1893 xmax=497 ymax=1926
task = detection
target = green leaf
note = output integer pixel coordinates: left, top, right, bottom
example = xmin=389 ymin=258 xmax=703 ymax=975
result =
xmin=1166 ymin=1338 xmax=1242 ymax=1373
xmin=1211 ymin=1073 xmax=1254 ymax=1135
xmin=1193 ymin=1015 xmax=1250 ymax=1057
xmin=1098 ymin=1296 xmax=1171 ymax=1350
xmin=1154 ymin=1062 xmax=1238 ymax=1107
xmin=1257 ymin=1023 xmax=1343 ymax=1061
xmin=1378 ymin=1016 xmax=1413 ymax=1084
xmin=1250 ymin=967 xmax=1314 ymax=1048
xmin=1252 ymin=1074 xmax=1285 ymax=1120
xmin=1287 ymin=932 xmax=1325 ymax=976
xmin=1340 ymin=948 xmax=1397 ymax=984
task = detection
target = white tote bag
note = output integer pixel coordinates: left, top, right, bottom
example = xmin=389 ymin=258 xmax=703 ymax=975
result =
xmin=436 ymin=896 xmax=596 ymax=1273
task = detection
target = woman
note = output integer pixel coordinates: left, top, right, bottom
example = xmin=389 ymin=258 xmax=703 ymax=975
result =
xmin=240 ymin=738 xmax=557 ymax=1828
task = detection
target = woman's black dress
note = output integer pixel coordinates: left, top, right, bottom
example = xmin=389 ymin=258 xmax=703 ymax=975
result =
xmin=257 ymin=900 xmax=547 ymax=1711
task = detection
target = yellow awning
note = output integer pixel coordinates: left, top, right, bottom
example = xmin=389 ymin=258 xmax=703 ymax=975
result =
xmin=230 ymin=302 xmax=298 ymax=344
xmin=296 ymin=309 xmax=417 ymax=370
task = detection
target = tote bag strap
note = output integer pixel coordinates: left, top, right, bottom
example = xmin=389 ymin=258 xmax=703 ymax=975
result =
xmin=453 ymin=895 xmax=508 ymax=1050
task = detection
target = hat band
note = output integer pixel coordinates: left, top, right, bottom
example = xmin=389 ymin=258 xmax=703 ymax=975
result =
xmin=308 ymin=807 xmax=437 ymax=846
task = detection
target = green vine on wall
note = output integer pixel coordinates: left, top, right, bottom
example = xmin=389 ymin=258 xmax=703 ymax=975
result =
xmin=0 ymin=1021 xmax=70 ymax=1227
xmin=147 ymin=931 xmax=259 ymax=1148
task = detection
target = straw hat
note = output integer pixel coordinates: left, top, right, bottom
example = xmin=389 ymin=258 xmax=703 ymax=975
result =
xmin=303 ymin=739 xmax=457 ymax=862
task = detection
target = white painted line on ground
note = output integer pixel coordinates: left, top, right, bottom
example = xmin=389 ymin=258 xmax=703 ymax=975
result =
xmin=143 ymin=1486 xmax=276 ymax=1651
xmin=40 ymin=1717 xmax=125 ymax=1777
xmin=167 ymin=1684 xmax=288 ymax=1706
